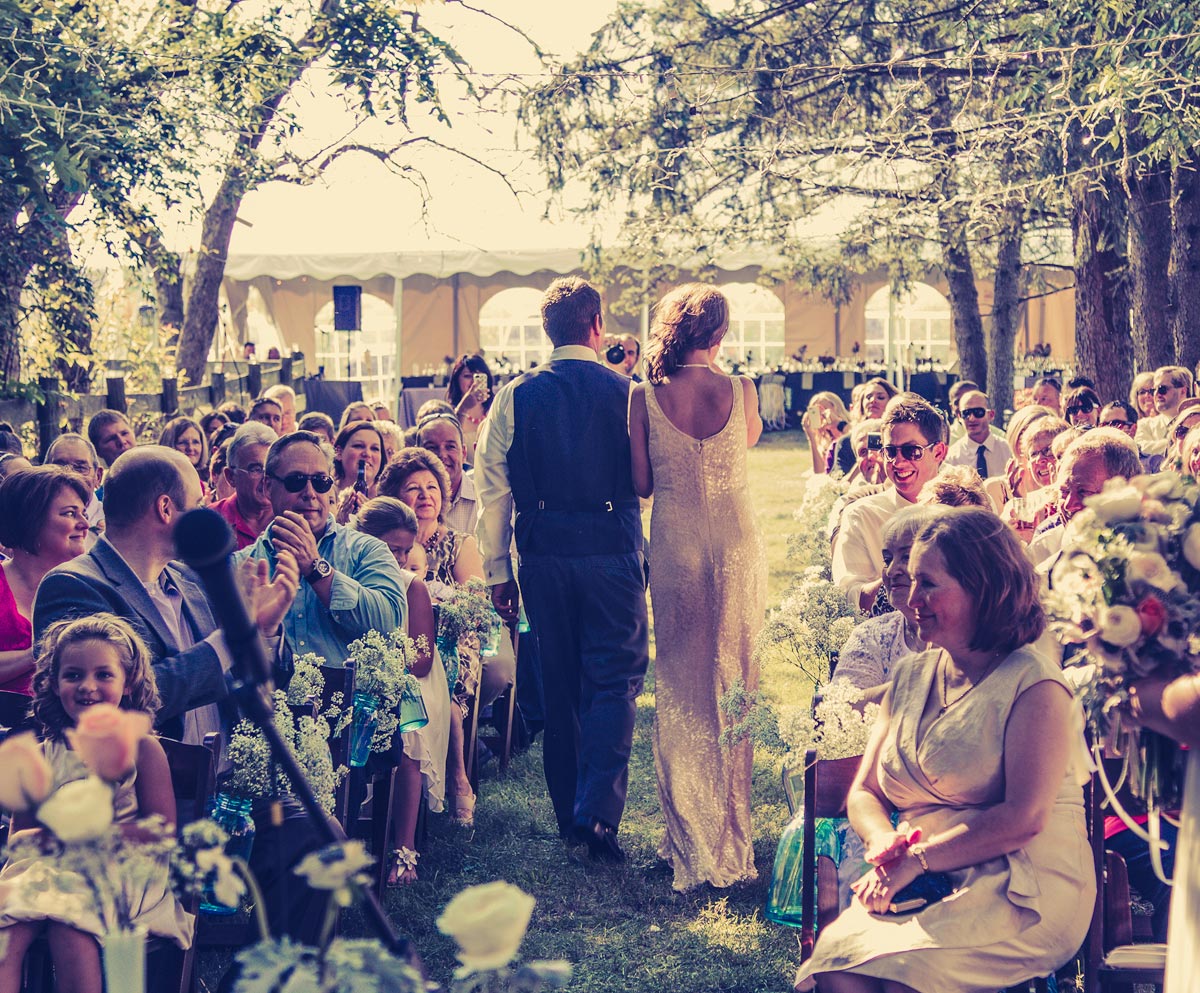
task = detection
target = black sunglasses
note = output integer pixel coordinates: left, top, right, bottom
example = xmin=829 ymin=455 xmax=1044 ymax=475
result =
xmin=1156 ymin=384 xmax=1180 ymax=395
xmin=959 ymin=406 xmax=988 ymax=420
xmin=1065 ymin=400 xmax=1095 ymax=417
xmin=883 ymin=442 xmax=937 ymax=462
xmin=269 ymin=471 xmax=335 ymax=493
xmin=1100 ymin=419 xmax=1130 ymax=429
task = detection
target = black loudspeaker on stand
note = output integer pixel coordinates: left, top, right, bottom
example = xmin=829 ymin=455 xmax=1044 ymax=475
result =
xmin=333 ymin=286 xmax=362 ymax=331
xmin=174 ymin=508 xmax=415 ymax=966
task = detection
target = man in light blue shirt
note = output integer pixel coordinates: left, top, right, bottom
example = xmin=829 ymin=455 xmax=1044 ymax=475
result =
xmin=238 ymin=430 xmax=406 ymax=664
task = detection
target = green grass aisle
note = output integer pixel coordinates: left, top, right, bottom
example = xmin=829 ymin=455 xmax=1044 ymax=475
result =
xmin=380 ymin=430 xmax=813 ymax=993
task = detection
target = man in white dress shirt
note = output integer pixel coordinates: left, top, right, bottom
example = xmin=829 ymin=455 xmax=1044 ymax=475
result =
xmin=832 ymin=394 xmax=947 ymax=612
xmin=944 ymin=389 xmax=1013 ymax=481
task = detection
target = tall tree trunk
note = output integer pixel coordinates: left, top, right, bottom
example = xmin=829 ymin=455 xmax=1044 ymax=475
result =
xmin=127 ymin=222 xmax=185 ymax=338
xmin=988 ymin=204 xmax=1023 ymax=420
xmin=1127 ymin=165 xmax=1173 ymax=371
xmin=175 ymin=168 xmax=246 ymax=386
xmin=1170 ymin=159 xmax=1200 ymax=372
xmin=939 ymin=206 xmax=987 ymax=389
xmin=1072 ymin=180 xmax=1133 ymax=401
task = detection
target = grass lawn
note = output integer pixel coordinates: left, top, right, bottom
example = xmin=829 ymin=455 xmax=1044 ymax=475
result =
xmin=379 ymin=429 xmax=815 ymax=993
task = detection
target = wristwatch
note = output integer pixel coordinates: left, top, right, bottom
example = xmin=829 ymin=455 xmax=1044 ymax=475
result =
xmin=307 ymin=558 xmax=333 ymax=583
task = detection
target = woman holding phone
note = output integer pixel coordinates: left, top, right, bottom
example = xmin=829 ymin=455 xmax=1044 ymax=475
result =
xmin=446 ymin=354 xmax=494 ymax=461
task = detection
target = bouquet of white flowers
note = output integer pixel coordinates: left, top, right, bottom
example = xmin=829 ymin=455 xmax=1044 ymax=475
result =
xmin=345 ymin=630 xmax=424 ymax=755
xmin=754 ymin=568 xmax=860 ymax=684
xmin=1044 ymin=473 xmax=1200 ymax=875
xmin=777 ymin=681 xmax=880 ymax=765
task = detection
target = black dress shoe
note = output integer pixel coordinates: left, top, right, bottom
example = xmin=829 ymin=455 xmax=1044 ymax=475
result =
xmin=573 ymin=817 xmax=625 ymax=863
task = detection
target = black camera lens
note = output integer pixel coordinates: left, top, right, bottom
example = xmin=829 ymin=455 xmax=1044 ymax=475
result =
xmin=606 ymin=342 xmax=627 ymax=364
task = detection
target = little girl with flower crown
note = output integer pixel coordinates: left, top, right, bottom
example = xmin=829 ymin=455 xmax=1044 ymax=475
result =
xmin=0 ymin=614 xmax=193 ymax=993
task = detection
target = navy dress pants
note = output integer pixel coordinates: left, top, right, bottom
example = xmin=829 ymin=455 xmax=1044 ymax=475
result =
xmin=517 ymin=551 xmax=649 ymax=837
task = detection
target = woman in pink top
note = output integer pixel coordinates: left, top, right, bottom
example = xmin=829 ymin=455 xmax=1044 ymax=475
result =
xmin=0 ymin=467 xmax=90 ymax=694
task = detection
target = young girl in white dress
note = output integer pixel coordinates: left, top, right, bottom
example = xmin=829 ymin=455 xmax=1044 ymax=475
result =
xmin=0 ymin=614 xmax=193 ymax=993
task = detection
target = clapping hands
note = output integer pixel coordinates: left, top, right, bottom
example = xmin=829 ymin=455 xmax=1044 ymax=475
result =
xmin=238 ymin=550 xmax=299 ymax=636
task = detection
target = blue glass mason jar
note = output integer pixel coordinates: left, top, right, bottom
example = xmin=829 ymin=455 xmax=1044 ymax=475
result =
xmin=348 ymin=690 xmax=380 ymax=768
xmin=397 ymin=685 xmax=429 ymax=734
xmin=200 ymin=792 xmax=255 ymax=915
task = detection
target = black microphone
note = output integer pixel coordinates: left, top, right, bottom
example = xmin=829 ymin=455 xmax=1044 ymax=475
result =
xmin=174 ymin=507 xmax=274 ymax=689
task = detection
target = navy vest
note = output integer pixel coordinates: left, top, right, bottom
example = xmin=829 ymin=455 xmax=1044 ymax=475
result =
xmin=507 ymin=359 xmax=642 ymax=558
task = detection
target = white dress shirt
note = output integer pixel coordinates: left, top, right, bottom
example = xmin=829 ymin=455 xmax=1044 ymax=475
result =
xmin=475 ymin=344 xmax=607 ymax=584
xmin=831 ymin=486 xmax=910 ymax=610
xmin=944 ymin=432 xmax=1014 ymax=479
xmin=443 ymin=470 xmax=479 ymax=536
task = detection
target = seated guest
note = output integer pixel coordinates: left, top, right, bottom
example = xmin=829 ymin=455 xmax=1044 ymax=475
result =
xmin=208 ymin=438 xmax=235 ymax=504
xmin=1160 ymin=398 xmax=1200 ymax=471
xmin=1031 ymin=375 xmax=1063 ymax=413
xmin=369 ymin=398 xmax=394 ymax=423
xmin=1181 ymin=424 xmax=1200 ymax=479
xmin=338 ymin=402 xmax=375 ymax=429
xmin=238 ymin=431 xmax=405 ymax=666
xmin=0 ymin=467 xmax=90 ymax=694
xmin=999 ymin=414 xmax=1070 ymax=543
xmin=331 ymin=420 xmax=387 ymax=524
xmin=981 ymin=404 xmax=1056 ymax=512
xmin=217 ymin=400 xmax=247 ymax=425
xmin=0 ymin=430 xmax=22 ymax=456
xmin=263 ymin=384 xmax=298 ymax=433
xmin=1099 ymin=401 xmax=1161 ymax=473
xmin=159 ymin=416 xmax=210 ymax=495
xmin=917 ymin=463 xmax=990 ymax=508
xmin=375 ymin=419 xmax=403 ymax=465
xmin=247 ymin=395 xmax=284 ymax=435
xmin=1062 ymin=384 xmax=1102 ymax=430
xmin=417 ymin=414 xmax=478 ymax=533
xmin=796 ymin=508 xmax=1094 ymax=993
xmin=801 ymin=391 xmax=850 ymax=476
xmin=351 ymin=497 xmax=448 ymax=885
xmin=378 ymin=447 xmax=515 ymax=826
xmin=832 ymin=393 xmax=947 ymax=612
xmin=45 ymin=433 xmax=105 ymax=547
xmin=1129 ymin=371 xmax=1159 ymax=446
xmin=212 ymin=422 xmax=278 ymax=550
xmin=944 ymin=388 xmax=1012 ymax=480
xmin=87 ymin=409 xmax=136 ymax=468
xmin=1028 ymin=428 xmax=1141 ymax=566
xmin=0 ymin=453 xmax=32 ymax=480
xmin=200 ymin=410 xmax=230 ymax=445
xmin=1138 ymin=365 xmax=1194 ymax=456
xmin=297 ymin=410 xmax=335 ymax=446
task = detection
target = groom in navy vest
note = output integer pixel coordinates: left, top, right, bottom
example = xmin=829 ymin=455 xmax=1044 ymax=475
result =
xmin=475 ymin=277 xmax=649 ymax=861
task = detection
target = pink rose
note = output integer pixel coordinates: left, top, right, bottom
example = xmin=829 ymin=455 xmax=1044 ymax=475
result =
xmin=66 ymin=704 xmax=152 ymax=781
xmin=1135 ymin=596 xmax=1168 ymax=638
xmin=0 ymin=732 xmax=54 ymax=812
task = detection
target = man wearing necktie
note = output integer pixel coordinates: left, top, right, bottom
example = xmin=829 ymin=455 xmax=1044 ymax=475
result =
xmin=944 ymin=389 xmax=1013 ymax=481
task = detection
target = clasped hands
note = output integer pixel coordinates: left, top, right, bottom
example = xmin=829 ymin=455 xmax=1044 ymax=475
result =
xmin=237 ymin=520 xmax=304 ymax=636
xmin=851 ymin=823 xmax=923 ymax=915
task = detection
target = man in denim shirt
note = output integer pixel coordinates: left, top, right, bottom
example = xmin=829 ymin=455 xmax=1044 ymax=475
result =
xmin=238 ymin=430 xmax=406 ymax=662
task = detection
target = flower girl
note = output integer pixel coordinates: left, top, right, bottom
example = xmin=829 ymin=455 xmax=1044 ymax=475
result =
xmin=0 ymin=614 xmax=193 ymax=993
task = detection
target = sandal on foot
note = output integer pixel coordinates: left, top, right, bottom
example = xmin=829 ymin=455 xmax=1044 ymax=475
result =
xmin=387 ymin=847 xmax=419 ymax=887
xmin=450 ymin=790 xmax=476 ymax=827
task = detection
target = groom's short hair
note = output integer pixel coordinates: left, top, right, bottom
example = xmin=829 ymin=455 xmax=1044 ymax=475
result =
xmin=542 ymin=277 xmax=602 ymax=347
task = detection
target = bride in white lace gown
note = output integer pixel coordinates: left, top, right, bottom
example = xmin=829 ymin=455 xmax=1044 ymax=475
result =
xmin=630 ymin=283 xmax=768 ymax=892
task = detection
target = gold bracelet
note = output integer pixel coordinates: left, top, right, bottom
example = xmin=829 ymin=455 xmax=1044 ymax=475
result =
xmin=911 ymin=844 xmax=930 ymax=873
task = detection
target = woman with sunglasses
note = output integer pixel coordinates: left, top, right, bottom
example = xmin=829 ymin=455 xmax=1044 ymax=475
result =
xmin=1162 ymin=398 xmax=1200 ymax=472
xmin=999 ymin=414 xmax=1070 ymax=544
xmin=1061 ymin=385 xmax=1101 ymax=430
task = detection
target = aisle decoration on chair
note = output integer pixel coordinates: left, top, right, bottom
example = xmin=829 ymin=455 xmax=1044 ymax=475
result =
xmin=345 ymin=629 xmax=428 ymax=767
xmin=0 ymin=708 xmax=179 ymax=993
xmin=1043 ymin=473 xmax=1200 ymax=882
xmin=226 ymin=654 xmax=347 ymax=814
xmin=434 ymin=578 xmax=495 ymax=695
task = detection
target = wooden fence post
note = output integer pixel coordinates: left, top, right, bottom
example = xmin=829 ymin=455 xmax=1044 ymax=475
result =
xmin=37 ymin=376 xmax=61 ymax=460
xmin=210 ymin=372 xmax=226 ymax=407
xmin=279 ymin=356 xmax=293 ymax=386
xmin=161 ymin=377 xmax=178 ymax=417
xmin=247 ymin=364 xmax=262 ymax=400
xmin=106 ymin=376 xmax=127 ymax=413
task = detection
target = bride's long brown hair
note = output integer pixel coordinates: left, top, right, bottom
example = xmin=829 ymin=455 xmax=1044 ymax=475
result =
xmin=644 ymin=284 xmax=729 ymax=385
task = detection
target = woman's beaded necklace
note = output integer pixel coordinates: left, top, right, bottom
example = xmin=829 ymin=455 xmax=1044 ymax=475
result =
xmin=939 ymin=650 xmax=1003 ymax=716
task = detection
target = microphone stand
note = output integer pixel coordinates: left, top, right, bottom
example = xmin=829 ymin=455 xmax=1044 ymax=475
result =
xmin=227 ymin=658 xmax=415 ymax=965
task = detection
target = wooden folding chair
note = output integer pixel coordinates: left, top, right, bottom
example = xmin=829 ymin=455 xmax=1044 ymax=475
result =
xmin=1084 ymin=772 xmax=1167 ymax=992
xmin=465 ymin=622 xmax=520 ymax=790
xmin=798 ymin=749 xmax=860 ymax=963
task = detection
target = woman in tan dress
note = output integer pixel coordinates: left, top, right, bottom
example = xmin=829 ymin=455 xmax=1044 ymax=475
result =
xmin=629 ymin=283 xmax=767 ymax=892
xmin=796 ymin=508 xmax=1094 ymax=993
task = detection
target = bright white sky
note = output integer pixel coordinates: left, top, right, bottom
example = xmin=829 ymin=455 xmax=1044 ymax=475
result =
xmin=212 ymin=0 xmax=623 ymax=256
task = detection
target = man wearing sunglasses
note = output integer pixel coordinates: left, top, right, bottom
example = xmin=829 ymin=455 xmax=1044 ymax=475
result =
xmin=832 ymin=394 xmax=948 ymax=612
xmin=239 ymin=430 xmax=406 ymax=667
xmin=1136 ymin=365 xmax=1195 ymax=457
xmin=943 ymin=389 xmax=1012 ymax=481
xmin=1098 ymin=401 xmax=1162 ymax=474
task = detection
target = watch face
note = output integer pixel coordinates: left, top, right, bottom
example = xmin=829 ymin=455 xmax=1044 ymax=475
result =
xmin=312 ymin=559 xmax=332 ymax=579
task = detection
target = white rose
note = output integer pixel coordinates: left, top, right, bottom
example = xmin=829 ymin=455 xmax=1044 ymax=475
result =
xmin=1126 ymin=551 xmax=1178 ymax=591
xmin=437 ymin=880 xmax=537 ymax=974
xmin=1085 ymin=481 xmax=1143 ymax=524
xmin=37 ymin=777 xmax=114 ymax=842
xmin=1098 ymin=605 xmax=1142 ymax=647
xmin=1140 ymin=474 xmax=1185 ymax=501
xmin=1184 ymin=524 xmax=1200 ymax=570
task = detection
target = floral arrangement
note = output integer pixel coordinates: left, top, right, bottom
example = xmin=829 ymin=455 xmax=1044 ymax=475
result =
xmin=346 ymin=630 xmax=424 ymax=753
xmin=786 ymin=474 xmax=850 ymax=573
xmin=754 ymin=567 xmax=860 ymax=684
xmin=777 ymin=681 xmax=880 ymax=764
xmin=436 ymin=578 xmax=496 ymax=646
xmin=226 ymin=654 xmax=347 ymax=814
xmin=1043 ymin=474 xmax=1200 ymax=873
xmin=0 ymin=706 xmax=176 ymax=937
